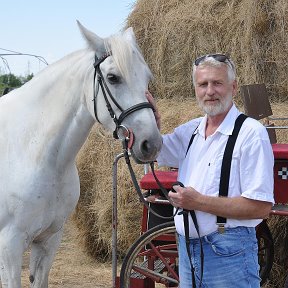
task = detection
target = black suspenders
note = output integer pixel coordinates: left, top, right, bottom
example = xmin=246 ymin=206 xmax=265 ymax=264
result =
xmin=217 ymin=113 xmax=248 ymax=232
xmin=183 ymin=113 xmax=248 ymax=287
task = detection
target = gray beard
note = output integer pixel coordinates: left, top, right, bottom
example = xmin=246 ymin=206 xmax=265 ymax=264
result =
xmin=198 ymin=96 xmax=232 ymax=116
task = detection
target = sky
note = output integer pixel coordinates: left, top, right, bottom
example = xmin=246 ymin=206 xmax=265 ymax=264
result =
xmin=0 ymin=0 xmax=136 ymax=76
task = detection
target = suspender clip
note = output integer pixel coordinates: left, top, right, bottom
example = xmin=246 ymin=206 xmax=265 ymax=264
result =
xmin=217 ymin=223 xmax=225 ymax=234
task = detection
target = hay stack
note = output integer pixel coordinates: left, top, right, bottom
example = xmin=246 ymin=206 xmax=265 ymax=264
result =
xmin=73 ymin=124 xmax=143 ymax=260
xmin=73 ymin=99 xmax=201 ymax=260
xmin=265 ymin=215 xmax=288 ymax=287
xmin=74 ymin=1 xmax=288 ymax=286
xmin=127 ymin=0 xmax=288 ymax=101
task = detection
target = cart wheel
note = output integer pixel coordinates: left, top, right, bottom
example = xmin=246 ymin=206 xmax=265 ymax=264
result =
xmin=256 ymin=220 xmax=274 ymax=286
xmin=120 ymin=221 xmax=178 ymax=288
xmin=121 ymin=220 xmax=274 ymax=287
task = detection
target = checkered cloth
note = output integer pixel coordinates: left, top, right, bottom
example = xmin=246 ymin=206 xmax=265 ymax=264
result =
xmin=278 ymin=167 xmax=288 ymax=180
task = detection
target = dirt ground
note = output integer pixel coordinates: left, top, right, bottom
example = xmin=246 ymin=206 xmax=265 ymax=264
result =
xmin=3 ymin=218 xmax=279 ymax=288
xmin=20 ymin=218 xmax=114 ymax=288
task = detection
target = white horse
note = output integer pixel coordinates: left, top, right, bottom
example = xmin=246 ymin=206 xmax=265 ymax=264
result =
xmin=0 ymin=21 xmax=162 ymax=288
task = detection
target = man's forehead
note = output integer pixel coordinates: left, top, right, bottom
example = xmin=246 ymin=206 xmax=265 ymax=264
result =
xmin=195 ymin=65 xmax=228 ymax=80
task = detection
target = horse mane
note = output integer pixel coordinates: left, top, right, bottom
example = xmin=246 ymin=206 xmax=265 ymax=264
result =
xmin=104 ymin=34 xmax=152 ymax=85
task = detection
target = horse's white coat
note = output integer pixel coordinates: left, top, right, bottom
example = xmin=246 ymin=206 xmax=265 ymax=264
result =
xmin=0 ymin=22 xmax=162 ymax=287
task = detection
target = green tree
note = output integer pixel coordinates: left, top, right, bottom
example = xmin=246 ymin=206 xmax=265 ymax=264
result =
xmin=1 ymin=73 xmax=22 ymax=87
xmin=0 ymin=73 xmax=33 ymax=94
xmin=25 ymin=73 xmax=34 ymax=82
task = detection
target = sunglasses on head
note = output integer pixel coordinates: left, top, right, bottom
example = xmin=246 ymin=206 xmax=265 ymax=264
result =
xmin=194 ymin=54 xmax=231 ymax=66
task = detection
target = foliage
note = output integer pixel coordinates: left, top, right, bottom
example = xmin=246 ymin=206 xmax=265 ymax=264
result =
xmin=0 ymin=73 xmax=33 ymax=95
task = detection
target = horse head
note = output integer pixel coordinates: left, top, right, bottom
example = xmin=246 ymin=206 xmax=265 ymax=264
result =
xmin=78 ymin=21 xmax=162 ymax=163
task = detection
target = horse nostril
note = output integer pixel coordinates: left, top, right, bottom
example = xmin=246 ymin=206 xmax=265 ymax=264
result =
xmin=141 ymin=140 xmax=150 ymax=155
xmin=29 ymin=275 xmax=34 ymax=283
xmin=136 ymin=136 xmax=162 ymax=163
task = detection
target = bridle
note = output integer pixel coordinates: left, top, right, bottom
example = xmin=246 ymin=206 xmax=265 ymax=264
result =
xmin=93 ymin=51 xmax=177 ymax=220
xmin=93 ymin=52 xmax=154 ymax=144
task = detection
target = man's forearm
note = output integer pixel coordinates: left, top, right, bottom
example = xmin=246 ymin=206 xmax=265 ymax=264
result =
xmin=197 ymin=194 xmax=272 ymax=220
xmin=169 ymin=185 xmax=272 ymax=220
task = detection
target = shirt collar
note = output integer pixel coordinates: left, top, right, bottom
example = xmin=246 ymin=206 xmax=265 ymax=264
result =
xmin=196 ymin=104 xmax=240 ymax=137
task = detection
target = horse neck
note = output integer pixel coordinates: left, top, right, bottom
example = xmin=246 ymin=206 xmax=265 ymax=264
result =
xmin=23 ymin=51 xmax=95 ymax=168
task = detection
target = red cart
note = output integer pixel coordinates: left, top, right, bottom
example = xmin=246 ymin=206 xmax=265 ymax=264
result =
xmin=117 ymin=143 xmax=288 ymax=288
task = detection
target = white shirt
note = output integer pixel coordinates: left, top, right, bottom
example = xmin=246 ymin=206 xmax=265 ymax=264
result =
xmin=157 ymin=104 xmax=274 ymax=238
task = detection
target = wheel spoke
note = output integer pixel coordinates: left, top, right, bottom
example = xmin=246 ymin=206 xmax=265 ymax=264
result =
xmin=132 ymin=264 xmax=178 ymax=285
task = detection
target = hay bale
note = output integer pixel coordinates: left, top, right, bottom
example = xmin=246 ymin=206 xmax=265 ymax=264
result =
xmin=73 ymin=99 xmax=288 ymax=262
xmin=73 ymin=2 xmax=288 ymax=280
xmin=264 ymin=216 xmax=288 ymax=287
xmin=73 ymin=98 xmax=201 ymax=259
xmin=127 ymin=0 xmax=288 ymax=101
xmin=73 ymin=124 xmax=143 ymax=260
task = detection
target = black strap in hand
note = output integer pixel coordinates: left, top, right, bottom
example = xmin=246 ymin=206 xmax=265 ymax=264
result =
xmin=174 ymin=182 xmax=203 ymax=288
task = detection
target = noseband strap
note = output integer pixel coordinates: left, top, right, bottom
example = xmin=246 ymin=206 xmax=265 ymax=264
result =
xmin=118 ymin=102 xmax=154 ymax=125
xmin=93 ymin=53 xmax=154 ymax=140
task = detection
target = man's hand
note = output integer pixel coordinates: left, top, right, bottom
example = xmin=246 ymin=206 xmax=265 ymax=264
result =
xmin=168 ymin=185 xmax=202 ymax=209
xmin=146 ymin=91 xmax=161 ymax=130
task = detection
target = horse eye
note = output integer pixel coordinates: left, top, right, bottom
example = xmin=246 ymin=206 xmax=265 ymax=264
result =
xmin=107 ymin=73 xmax=120 ymax=84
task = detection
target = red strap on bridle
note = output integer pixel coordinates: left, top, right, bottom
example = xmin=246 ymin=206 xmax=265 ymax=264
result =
xmin=127 ymin=129 xmax=134 ymax=149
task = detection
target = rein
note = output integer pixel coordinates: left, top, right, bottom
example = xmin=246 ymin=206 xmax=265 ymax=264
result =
xmin=93 ymin=52 xmax=154 ymax=141
xmin=121 ymin=137 xmax=178 ymax=220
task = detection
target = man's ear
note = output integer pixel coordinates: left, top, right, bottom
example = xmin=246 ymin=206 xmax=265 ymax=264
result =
xmin=232 ymin=80 xmax=238 ymax=96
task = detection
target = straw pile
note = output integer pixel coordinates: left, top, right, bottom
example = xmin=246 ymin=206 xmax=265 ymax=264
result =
xmin=73 ymin=0 xmax=288 ymax=285
xmin=73 ymin=99 xmax=202 ymax=260
xmin=73 ymin=124 xmax=143 ymax=260
xmin=265 ymin=215 xmax=288 ymax=287
xmin=126 ymin=0 xmax=288 ymax=102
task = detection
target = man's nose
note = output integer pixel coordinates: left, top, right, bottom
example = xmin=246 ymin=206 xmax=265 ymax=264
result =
xmin=206 ymin=83 xmax=215 ymax=95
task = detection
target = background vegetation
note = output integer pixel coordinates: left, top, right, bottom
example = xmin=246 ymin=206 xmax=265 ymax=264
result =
xmin=0 ymin=73 xmax=33 ymax=95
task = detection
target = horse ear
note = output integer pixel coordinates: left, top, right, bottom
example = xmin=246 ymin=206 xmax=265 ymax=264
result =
xmin=123 ymin=27 xmax=137 ymax=45
xmin=77 ymin=20 xmax=106 ymax=55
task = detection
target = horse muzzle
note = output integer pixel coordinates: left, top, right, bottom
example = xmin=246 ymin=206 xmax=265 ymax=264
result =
xmin=131 ymin=131 xmax=162 ymax=164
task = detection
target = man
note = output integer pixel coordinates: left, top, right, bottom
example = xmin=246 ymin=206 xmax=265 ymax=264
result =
xmin=147 ymin=54 xmax=274 ymax=287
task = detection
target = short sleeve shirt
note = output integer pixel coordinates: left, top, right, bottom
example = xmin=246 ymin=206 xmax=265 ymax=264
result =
xmin=157 ymin=105 xmax=274 ymax=238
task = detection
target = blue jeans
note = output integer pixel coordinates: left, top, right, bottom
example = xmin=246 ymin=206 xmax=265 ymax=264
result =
xmin=177 ymin=227 xmax=260 ymax=288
